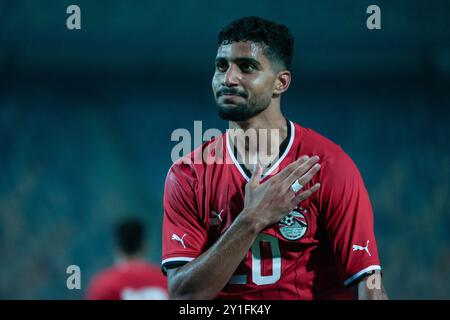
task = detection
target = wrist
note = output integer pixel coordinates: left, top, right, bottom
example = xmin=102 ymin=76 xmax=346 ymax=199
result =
xmin=237 ymin=208 xmax=265 ymax=235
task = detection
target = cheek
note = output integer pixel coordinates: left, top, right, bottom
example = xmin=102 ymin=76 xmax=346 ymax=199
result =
xmin=212 ymin=73 xmax=221 ymax=91
xmin=249 ymin=77 xmax=275 ymax=97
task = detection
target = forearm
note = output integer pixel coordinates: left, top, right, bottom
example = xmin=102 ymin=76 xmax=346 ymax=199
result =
xmin=168 ymin=211 xmax=261 ymax=300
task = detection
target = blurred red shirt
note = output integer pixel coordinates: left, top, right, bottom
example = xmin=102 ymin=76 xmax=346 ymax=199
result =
xmin=87 ymin=260 xmax=168 ymax=300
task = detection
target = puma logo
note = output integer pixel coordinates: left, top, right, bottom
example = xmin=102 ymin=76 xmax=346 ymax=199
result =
xmin=212 ymin=210 xmax=223 ymax=222
xmin=171 ymin=233 xmax=187 ymax=248
xmin=210 ymin=209 xmax=224 ymax=226
xmin=352 ymin=240 xmax=371 ymax=256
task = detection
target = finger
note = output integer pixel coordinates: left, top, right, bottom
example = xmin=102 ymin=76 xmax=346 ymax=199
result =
xmin=285 ymin=156 xmax=320 ymax=186
xmin=249 ymin=162 xmax=264 ymax=185
xmin=291 ymin=183 xmax=320 ymax=205
xmin=294 ymin=163 xmax=321 ymax=189
xmin=273 ymin=155 xmax=310 ymax=182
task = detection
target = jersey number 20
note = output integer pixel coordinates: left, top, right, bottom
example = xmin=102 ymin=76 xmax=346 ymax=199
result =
xmin=251 ymin=234 xmax=281 ymax=285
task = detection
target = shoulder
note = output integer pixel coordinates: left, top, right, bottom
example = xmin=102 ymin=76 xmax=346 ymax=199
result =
xmin=143 ymin=263 xmax=168 ymax=282
xmin=128 ymin=261 xmax=165 ymax=279
xmin=88 ymin=266 xmax=118 ymax=292
xmin=295 ymin=124 xmax=347 ymax=161
xmin=165 ymin=132 xmax=226 ymax=185
xmin=294 ymin=123 xmax=361 ymax=180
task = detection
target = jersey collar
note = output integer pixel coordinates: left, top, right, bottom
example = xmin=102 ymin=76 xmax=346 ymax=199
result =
xmin=225 ymin=119 xmax=295 ymax=182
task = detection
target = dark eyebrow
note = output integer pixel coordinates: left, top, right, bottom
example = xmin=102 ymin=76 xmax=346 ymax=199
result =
xmin=215 ymin=56 xmax=262 ymax=68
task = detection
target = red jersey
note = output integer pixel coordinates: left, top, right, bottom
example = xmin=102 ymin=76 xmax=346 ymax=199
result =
xmin=162 ymin=121 xmax=381 ymax=299
xmin=87 ymin=260 xmax=168 ymax=300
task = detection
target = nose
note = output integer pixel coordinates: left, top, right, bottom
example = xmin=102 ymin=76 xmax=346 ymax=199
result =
xmin=223 ymin=64 xmax=240 ymax=87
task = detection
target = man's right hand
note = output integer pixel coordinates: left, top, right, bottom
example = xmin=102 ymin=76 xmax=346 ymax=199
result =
xmin=240 ymin=155 xmax=321 ymax=232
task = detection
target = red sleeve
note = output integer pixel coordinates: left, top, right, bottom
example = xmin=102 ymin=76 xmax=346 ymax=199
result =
xmin=320 ymin=147 xmax=381 ymax=286
xmin=161 ymin=162 xmax=208 ymax=274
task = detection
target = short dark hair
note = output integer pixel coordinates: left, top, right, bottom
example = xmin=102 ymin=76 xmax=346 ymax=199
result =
xmin=115 ymin=218 xmax=146 ymax=255
xmin=218 ymin=16 xmax=294 ymax=69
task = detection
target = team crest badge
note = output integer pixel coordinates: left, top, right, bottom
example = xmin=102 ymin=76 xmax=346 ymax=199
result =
xmin=278 ymin=210 xmax=308 ymax=240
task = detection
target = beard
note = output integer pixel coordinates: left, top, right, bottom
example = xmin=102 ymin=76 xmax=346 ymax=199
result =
xmin=216 ymin=95 xmax=271 ymax=121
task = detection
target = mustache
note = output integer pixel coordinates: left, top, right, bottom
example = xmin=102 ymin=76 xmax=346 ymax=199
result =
xmin=216 ymin=87 xmax=248 ymax=98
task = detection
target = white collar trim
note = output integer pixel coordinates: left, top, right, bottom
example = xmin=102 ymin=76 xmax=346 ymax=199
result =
xmin=225 ymin=121 xmax=295 ymax=181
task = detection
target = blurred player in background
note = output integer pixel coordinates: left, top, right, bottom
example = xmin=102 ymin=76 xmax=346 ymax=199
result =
xmin=162 ymin=16 xmax=388 ymax=299
xmin=87 ymin=218 xmax=168 ymax=300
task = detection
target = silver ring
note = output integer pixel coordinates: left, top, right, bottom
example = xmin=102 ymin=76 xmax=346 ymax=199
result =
xmin=291 ymin=180 xmax=303 ymax=193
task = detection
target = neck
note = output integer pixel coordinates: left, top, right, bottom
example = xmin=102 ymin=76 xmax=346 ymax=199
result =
xmin=229 ymin=99 xmax=286 ymax=133
xmin=228 ymin=99 xmax=288 ymax=168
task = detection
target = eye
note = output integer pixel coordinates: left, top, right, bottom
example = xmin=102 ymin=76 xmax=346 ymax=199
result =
xmin=240 ymin=62 xmax=255 ymax=73
xmin=216 ymin=60 xmax=228 ymax=72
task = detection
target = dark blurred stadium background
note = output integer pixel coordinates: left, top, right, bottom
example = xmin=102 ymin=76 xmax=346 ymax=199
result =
xmin=1 ymin=0 xmax=449 ymax=299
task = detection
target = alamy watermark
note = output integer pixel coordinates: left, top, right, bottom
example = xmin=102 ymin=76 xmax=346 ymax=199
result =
xmin=366 ymin=5 xmax=381 ymax=30
xmin=170 ymin=121 xmax=283 ymax=174
xmin=365 ymin=273 xmax=382 ymax=290
xmin=66 ymin=265 xmax=81 ymax=290
xmin=64 ymin=5 xmax=381 ymax=33
xmin=66 ymin=5 xmax=81 ymax=30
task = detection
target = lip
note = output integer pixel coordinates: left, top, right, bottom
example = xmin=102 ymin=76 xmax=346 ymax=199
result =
xmin=219 ymin=95 xmax=245 ymax=103
xmin=219 ymin=93 xmax=245 ymax=98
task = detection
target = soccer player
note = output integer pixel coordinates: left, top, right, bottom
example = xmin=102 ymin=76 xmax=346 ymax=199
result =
xmin=162 ymin=17 xmax=387 ymax=300
xmin=87 ymin=218 xmax=168 ymax=300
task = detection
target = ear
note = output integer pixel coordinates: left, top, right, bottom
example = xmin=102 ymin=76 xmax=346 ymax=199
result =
xmin=273 ymin=70 xmax=292 ymax=95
